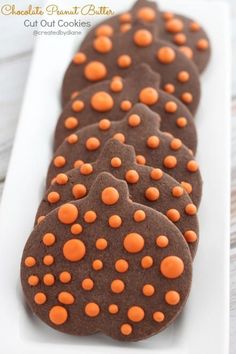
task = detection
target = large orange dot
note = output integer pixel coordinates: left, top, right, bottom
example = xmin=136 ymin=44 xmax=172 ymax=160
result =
xmin=91 ymin=91 xmax=114 ymax=112
xmin=49 ymin=306 xmax=68 ymax=325
xmin=123 ymin=233 xmax=144 ymax=253
xmin=133 ymin=29 xmax=153 ymax=47
xmin=160 ymin=256 xmax=184 ymax=279
xmin=58 ymin=203 xmax=78 ymax=224
xmin=85 ymin=302 xmax=100 ymax=317
xmin=63 ymin=239 xmax=86 ymax=262
xmin=157 ymin=47 xmax=176 ymax=64
xmin=95 ymin=24 xmax=114 ymax=37
xmin=84 ymin=61 xmax=107 ymax=81
xmin=93 ymin=36 xmax=112 ymax=53
xmin=127 ymin=306 xmax=145 ymax=322
xmin=101 ymin=187 xmax=119 ymax=205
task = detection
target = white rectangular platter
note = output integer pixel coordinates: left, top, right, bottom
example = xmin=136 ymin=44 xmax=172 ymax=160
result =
xmin=0 ymin=1 xmax=231 ymax=353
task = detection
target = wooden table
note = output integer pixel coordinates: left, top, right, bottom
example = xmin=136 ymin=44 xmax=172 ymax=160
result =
xmin=0 ymin=0 xmax=234 ymax=351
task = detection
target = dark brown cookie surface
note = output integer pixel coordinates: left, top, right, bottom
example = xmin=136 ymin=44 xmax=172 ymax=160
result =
xmin=55 ymin=64 xmax=197 ymax=153
xmin=62 ymin=22 xmax=200 ymax=114
xmin=21 ymin=172 xmax=192 ymax=341
xmin=37 ymin=139 xmax=199 ymax=257
xmin=47 ymin=104 xmax=202 ymax=206
xmin=79 ymin=0 xmax=210 ymax=73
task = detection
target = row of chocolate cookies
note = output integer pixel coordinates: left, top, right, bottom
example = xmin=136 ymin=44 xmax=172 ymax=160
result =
xmin=20 ymin=0 xmax=209 ymax=342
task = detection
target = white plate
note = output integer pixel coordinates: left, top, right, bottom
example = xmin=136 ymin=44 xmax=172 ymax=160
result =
xmin=0 ymin=1 xmax=231 ymax=353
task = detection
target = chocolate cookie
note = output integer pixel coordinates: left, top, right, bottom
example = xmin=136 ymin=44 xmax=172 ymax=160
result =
xmin=55 ymin=64 xmax=197 ymax=153
xmin=62 ymin=22 xmax=201 ymax=115
xmin=80 ymin=0 xmax=210 ymax=73
xmin=47 ymin=104 xmax=202 ymax=206
xmin=21 ymin=172 xmax=192 ymax=341
xmin=37 ymin=139 xmax=199 ymax=257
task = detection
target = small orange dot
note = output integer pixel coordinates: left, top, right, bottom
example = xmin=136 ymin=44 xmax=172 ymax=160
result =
xmin=72 ymin=184 xmax=87 ymax=199
xmin=133 ymin=210 xmax=146 ymax=222
xmin=28 ymin=275 xmax=39 ymax=286
xmin=43 ymin=273 xmax=55 ymax=286
xmin=170 ymin=138 xmax=182 ymax=150
xmin=125 ymin=170 xmax=139 ymax=184
xmin=82 ymin=278 xmax=94 ymax=290
xmin=67 ymin=134 xmax=78 ymax=144
xmin=85 ymin=137 xmax=101 ymax=151
xmin=166 ymin=209 xmax=181 ymax=222
xmin=92 ymin=259 xmax=103 ymax=270
xmin=190 ymin=22 xmax=201 ymax=32
xmin=115 ymin=259 xmax=129 ymax=273
xmin=150 ymin=168 xmax=163 ymax=180
xmin=56 ymin=173 xmax=68 ymax=185
xmin=59 ymin=271 xmax=71 ymax=283
xmin=172 ymin=186 xmax=184 ymax=197
xmin=139 ymin=87 xmax=159 ymax=106
xmin=181 ymin=181 xmax=192 ymax=194
xmin=127 ymin=306 xmax=145 ymax=322
xmin=96 ymin=238 xmax=108 ymax=250
xmin=147 ymin=136 xmax=160 ymax=149
xmin=108 ymin=304 xmax=119 ymax=314
xmin=120 ymin=100 xmax=132 ymax=111
xmin=163 ymin=155 xmax=177 ymax=169
xmin=128 ymin=114 xmax=141 ymax=127
xmin=153 ymin=311 xmax=165 ymax=322
xmin=74 ymin=159 xmax=84 ymax=168
xmin=84 ymin=210 xmax=97 ymax=223
xmin=93 ymin=36 xmax=112 ymax=53
xmin=197 ymin=38 xmax=209 ymax=51
xmin=111 ymin=157 xmax=122 ymax=168
xmin=49 ymin=306 xmax=68 ymax=325
xmin=63 ymin=239 xmax=86 ymax=262
xmin=137 ymin=7 xmax=156 ymax=22
xmin=141 ymin=256 xmax=153 ymax=269
xmin=160 ymin=256 xmax=184 ymax=279
xmin=111 ymin=279 xmax=125 ymax=293
xmin=24 ymin=256 xmax=36 ymax=267
xmin=157 ymin=47 xmax=176 ymax=64
xmin=47 ymin=191 xmax=60 ymax=204
xmin=120 ymin=323 xmax=132 ymax=336
xmin=58 ymin=291 xmax=75 ymax=305
xmin=142 ymin=284 xmax=155 ymax=296
xmin=162 ymin=12 xmax=174 ymax=21
xmin=34 ymin=292 xmax=46 ymax=305
xmin=165 ymin=101 xmax=178 ymax=113
xmin=53 ymin=156 xmax=66 ymax=168
xmin=37 ymin=215 xmax=45 ymax=224
xmin=185 ymin=203 xmax=197 ymax=215
xmin=165 ymin=290 xmax=180 ymax=305
xmin=108 ymin=215 xmax=122 ymax=228
xmin=173 ymin=33 xmax=186 ymax=45
xmin=156 ymin=235 xmax=169 ymax=248
xmin=123 ymin=233 xmax=144 ymax=253
xmin=187 ymin=160 xmax=198 ymax=172
xmin=101 ymin=187 xmax=119 ymax=205
xmin=184 ymin=230 xmax=197 ymax=243
xmin=136 ymin=155 xmax=146 ymax=165
xmin=80 ymin=163 xmax=93 ymax=175
xmin=73 ymin=52 xmax=87 ymax=64
xmin=71 ymin=223 xmax=83 ymax=235
xmin=181 ymin=92 xmax=193 ymax=104
xmin=84 ymin=61 xmax=107 ymax=82
xmin=95 ymin=24 xmax=114 ymax=37
xmin=110 ymin=78 xmax=123 ymax=92
xmin=64 ymin=117 xmax=79 ymax=130
xmin=58 ymin=203 xmax=78 ymax=224
xmin=113 ymin=133 xmax=125 ymax=143
xmin=165 ymin=18 xmax=184 ymax=33
xmin=120 ymin=23 xmax=132 ymax=32
xmin=42 ymin=233 xmax=56 ymax=246
xmin=145 ymin=187 xmax=160 ymax=201
xmin=133 ymin=29 xmax=153 ymax=47
xmin=179 ymin=46 xmax=193 ymax=59
xmin=71 ymin=100 xmax=85 ymax=112
xmin=164 ymin=83 xmax=175 ymax=94
xmin=177 ymin=71 xmax=190 ymax=82
xmin=43 ymin=255 xmax=54 ymax=266
xmin=117 ymin=54 xmax=132 ymax=68
xmin=176 ymin=117 xmax=187 ymax=128
xmin=119 ymin=12 xmax=132 ymax=23
xmin=99 ymin=118 xmax=111 ymax=130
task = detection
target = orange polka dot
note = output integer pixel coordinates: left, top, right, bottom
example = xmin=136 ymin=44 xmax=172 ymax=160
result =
xmin=58 ymin=291 xmax=75 ymax=305
xmin=84 ymin=61 xmax=107 ymax=82
xmin=128 ymin=114 xmax=141 ymax=127
xmin=80 ymin=163 xmax=93 ymax=175
xmin=179 ymin=46 xmax=193 ymax=59
xmin=181 ymin=92 xmax=193 ymax=104
xmin=120 ymin=23 xmax=132 ymax=33
xmin=187 ymin=160 xmax=198 ymax=172
xmin=141 ymin=256 xmax=153 ymax=269
xmin=59 ymin=271 xmax=71 ymax=283
xmin=108 ymin=304 xmax=119 ymax=314
xmin=127 ymin=306 xmax=145 ymax=322
xmin=49 ymin=306 xmax=68 ymax=325
xmin=163 ymin=155 xmax=177 ymax=169
xmin=181 ymin=181 xmax=192 ymax=194
xmin=71 ymin=223 xmax=83 ymax=235
xmin=165 ymin=18 xmax=184 ymax=33
xmin=95 ymin=24 xmax=114 ymax=37
xmin=110 ymin=78 xmax=123 ymax=92
xmin=190 ymin=22 xmax=200 ymax=32
xmin=120 ymin=100 xmax=132 ymax=111
xmin=58 ymin=203 xmax=78 ymax=224
xmin=173 ymin=33 xmax=186 ymax=45
xmin=176 ymin=117 xmax=187 ymax=128
xmin=162 ymin=12 xmax=174 ymax=21
xmin=93 ymin=36 xmax=112 ymax=53
xmin=165 ymin=290 xmax=180 ymax=305
xmin=184 ymin=230 xmax=197 ymax=243
xmin=123 ymin=233 xmax=144 ymax=253
xmin=43 ymin=255 xmax=54 ymax=266
xmin=72 ymin=100 xmax=84 ymax=113
xmin=166 ymin=209 xmax=180 ymax=222
xmin=91 ymin=91 xmax=114 ymax=112
xmin=92 ymin=259 xmax=103 ymax=270
xmin=157 ymin=47 xmax=176 ymax=64
xmin=117 ymin=54 xmax=132 ymax=68
xmin=172 ymin=186 xmax=184 ymax=197
xmin=111 ymin=157 xmax=122 ymax=168
xmin=145 ymin=187 xmax=160 ymax=201
xmin=67 ymin=134 xmax=78 ymax=144
xmin=197 ymin=39 xmax=209 ymax=51
xmin=34 ymin=292 xmax=46 ymax=305
xmin=101 ymin=187 xmax=119 ymax=205
xmin=99 ymin=118 xmax=111 ymax=130
xmin=147 ymin=136 xmax=160 ymax=149
xmin=177 ymin=71 xmax=190 ymax=82
xmin=72 ymin=183 xmax=87 ymax=199
xmin=153 ymin=311 xmax=165 ymax=322
xmin=133 ymin=210 xmax=146 ymax=222
xmin=137 ymin=7 xmax=156 ymax=22
xmin=113 ymin=133 xmax=125 ymax=143
xmin=82 ymin=278 xmax=94 ymax=290
xmin=120 ymin=323 xmax=132 ymax=335
xmin=133 ymin=29 xmax=153 ymax=47
xmin=150 ymin=168 xmax=163 ymax=180
xmin=74 ymin=160 xmax=84 ymax=168
xmin=43 ymin=273 xmax=55 ymax=286
xmin=73 ymin=52 xmax=86 ymax=64
xmin=63 ymin=239 xmax=86 ymax=262
xmin=84 ymin=210 xmax=97 ymax=223
xmin=139 ymin=87 xmax=159 ymax=105
xmin=64 ymin=117 xmax=78 ymax=130
xmin=125 ymin=170 xmax=139 ymax=184
xmin=119 ymin=12 xmax=132 ymax=23
xmin=47 ymin=191 xmax=60 ymax=204
xmin=115 ymin=259 xmax=129 ymax=273
xmin=165 ymin=101 xmax=177 ymax=113
xmin=24 ymin=256 xmax=36 ymax=267
xmin=136 ymin=155 xmax=146 ymax=165
xmin=142 ymin=284 xmax=155 ymax=296
xmin=96 ymin=238 xmax=108 ymax=250
xmin=28 ymin=275 xmax=39 ymax=286
xmin=108 ymin=215 xmax=122 ymax=228
xmin=85 ymin=137 xmax=100 ymax=151
xmin=164 ymin=83 xmax=175 ymax=94
xmin=53 ymin=156 xmax=66 ymax=168
xmin=156 ymin=235 xmax=169 ymax=248
xmin=160 ymin=256 xmax=184 ymax=279
xmin=170 ymin=138 xmax=182 ymax=150
xmin=56 ymin=173 xmax=68 ymax=185
xmin=185 ymin=203 xmax=197 ymax=215
xmin=111 ymin=279 xmax=125 ymax=293
xmin=42 ymin=233 xmax=56 ymax=246
xmin=37 ymin=215 xmax=45 ymax=224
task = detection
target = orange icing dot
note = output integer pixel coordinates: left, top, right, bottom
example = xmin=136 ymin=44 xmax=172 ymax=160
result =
xmin=72 ymin=100 xmax=85 ymax=113
xmin=43 ymin=255 xmax=54 ymax=266
xmin=133 ymin=210 xmax=146 ymax=222
xmin=93 ymin=36 xmax=112 ymax=53
xmin=24 ymin=256 xmax=36 ymax=267
xmin=139 ymin=87 xmax=158 ymax=105
xmin=71 ymin=223 xmax=83 ymax=235
xmin=34 ymin=292 xmax=46 ymax=305
xmin=172 ymin=186 xmax=184 ymax=197
xmin=58 ymin=203 xmax=78 ymax=224
xmin=173 ymin=33 xmax=187 ymax=45
xmin=133 ymin=29 xmax=153 ymax=47
xmin=150 ymin=168 xmax=163 ymax=180
xmin=99 ymin=118 xmax=111 ymax=130
xmin=111 ymin=279 xmax=125 ymax=293
xmin=101 ymin=187 xmax=119 ymax=205
xmin=176 ymin=117 xmax=187 ymax=128
xmin=127 ymin=306 xmax=145 ymax=322
xmin=165 ymin=101 xmax=178 ymax=113
xmin=80 ymin=163 xmax=93 ymax=175
xmin=72 ymin=184 xmax=87 ymax=199
xmin=153 ymin=311 xmax=165 ymax=322
xmin=84 ymin=61 xmax=107 ymax=82
xmin=85 ymin=137 xmax=101 ymax=151
xmin=43 ymin=273 xmax=55 ymax=286
xmin=42 ymin=233 xmax=56 ymax=246
xmin=117 ymin=54 xmax=132 ymax=68
xmin=179 ymin=46 xmax=193 ymax=59
xmin=142 ymin=284 xmax=155 ymax=296
xmin=120 ymin=100 xmax=132 ymax=111
xmin=113 ymin=133 xmax=125 ymax=143
xmin=163 ymin=155 xmax=177 ymax=169
xmin=92 ymin=259 xmax=103 ymax=270
xmin=115 ymin=259 xmax=129 ymax=273
xmin=119 ymin=12 xmax=132 ymax=23
xmin=157 ymin=47 xmax=176 ymax=64
xmin=95 ymin=24 xmax=114 ymax=37
xmin=120 ymin=23 xmax=132 ymax=33
xmin=177 ymin=71 xmax=190 ymax=82
xmin=181 ymin=181 xmax=192 ymax=194
xmin=120 ymin=323 xmax=132 ymax=335
xmin=125 ymin=170 xmax=139 ymax=184
xmin=96 ymin=238 xmax=108 ymax=250
xmin=165 ymin=18 xmax=184 ymax=33
xmin=74 ymin=160 xmax=84 ymax=168
xmin=187 ymin=160 xmax=198 ymax=172
xmin=91 ymin=91 xmax=114 ymax=112
xmin=184 ymin=230 xmax=197 ymax=243
xmin=82 ymin=278 xmax=94 ymax=290
xmin=145 ymin=187 xmax=160 ymax=201
xmin=165 ymin=290 xmax=180 ymax=305
xmin=108 ymin=304 xmax=119 ymax=314
xmin=123 ymin=233 xmax=144 ymax=253
xmin=190 ymin=22 xmax=200 ymax=32
xmin=73 ymin=52 xmax=87 ymax=64
xmin=181 ymin=92 xmax=193 ymax=104
xmin=164 ymin=83 xmax=175 ymax=94
xmin=170 ymin=138 xmax=182 ymax=151
xmin=110 ymin=78 xmax=123 ymax=92
xmin=108 ymin=215 xmax=122 ymax=228
xmin=49 ymin=306 xmax=68 ymax=325
xmin=136 ymin=155 xmax=146 ymax=165
xmin=162 ymin=12 xmax=174 ymax=21
xmin=156 ymin=235 xmax=169 ymax=248
xmin=28 ymin=275 xmax=39 ymax=286
xmin=141 ymin=256 xmax=153 ymax=269
xmin=56 ymin=173 xmax=68 ymax=185
xmin=67 ymin=134 xmax=78 ymax=144
xmin=146 ymin=136 xmax=160 ymax=149
xmin=111 ymin=157 xmax=122 ymax=168
xmin=160 ymin=256 xmax=184 ymax=279
xmin=137 ymin=7 xmax=156 ymax=22
xmin=59 ymin=271 xmax=71 ymax=283
xmin=197 ymin=38 xmax=209 ymax=50
xmin=166 ymin=209 xmax=181 ymax=222
xmin=128 ymin=114 xmax=141 ymax=127
xmin=63 ymin=239 xmax=86 ymax=262
xmin=58 ymin=291 xmax=75 ymax=305
xmin=84 ymin=210 xmax=97 ymax=223
xmin=64 ymin=117 xmax=78 ymax=130
xmin=53 ymin=156 xmax=66 ymax=168
xmin=185 ymin=203 xmax=197 ymax=215
xmin=47 ymin=191 xmax=60 ymax=204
